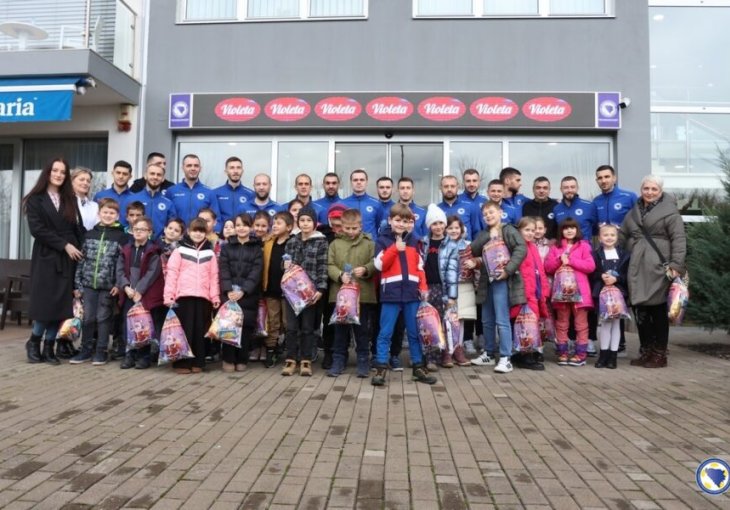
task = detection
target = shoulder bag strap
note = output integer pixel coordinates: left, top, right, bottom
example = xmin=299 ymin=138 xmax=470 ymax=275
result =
xmin=637 ymin=209 xmax=667 ymax=266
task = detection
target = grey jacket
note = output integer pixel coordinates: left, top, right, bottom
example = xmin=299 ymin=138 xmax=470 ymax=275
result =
xmin=620 ymin=194 xmax=686 ymax=306
xmin=470 ymin=224 xmax=527 ymax=306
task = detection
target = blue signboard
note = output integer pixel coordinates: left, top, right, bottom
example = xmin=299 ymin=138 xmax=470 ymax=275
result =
xmin=0 ymin=76 xmax=84 ymax=123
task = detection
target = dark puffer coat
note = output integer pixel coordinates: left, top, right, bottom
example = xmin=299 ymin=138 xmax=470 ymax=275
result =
xmin=219 ymin=237 xmax=264 ymax=327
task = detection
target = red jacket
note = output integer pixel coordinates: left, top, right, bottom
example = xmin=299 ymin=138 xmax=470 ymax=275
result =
xmin=511 ymin=242 xmax=550 ymax=319
xmin=374 ymin=228 xmax=427 ymax=303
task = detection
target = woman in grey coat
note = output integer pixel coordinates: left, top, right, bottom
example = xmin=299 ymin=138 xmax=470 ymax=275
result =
xmin=619 ymin=175 xmax=686 ymax=368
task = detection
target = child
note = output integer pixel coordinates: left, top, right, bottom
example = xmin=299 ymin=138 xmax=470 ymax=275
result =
xmin=221 ymin=219 xmax=235 ymax=241
xmin=510 ymin=217 xmax=550 ymax=371
xmin=421 ymin=205 xmax=459 ymax=369
xmin=281 ymin=207 xmax=328 ymax=376
xmin=372 ymin=204 xmax=436 ymax=386
xmin=326 ymin=208 xmax=376 ymax=377
xmin=470 ymin=200 xmax=527 ymax=374
xmin=533 ymin=217 xmax=552 ymax=262
xmin=116 ymin=216 xmax=166 ymax=369
xmin=446 ymin=215 xmax=476 ymax=366
xmin=164 ymin=218 xmax=221 ymax=374
xmin=591 ymin=224 xmax=629 ymax=369
xmin=262 ymin=212 xmax=294 ymax=367
xmin=71 ymin=198 xmax=126 ymax=365
xmin=287 ymin=199 xmax=304 ymax=235
xmin=218 ymin=213 xmax=263 ymax=372
xmin=198 ymin=208 xmax=224 ymax=258
xmin=158 ymin=218 xmax=185 ymax=275
xmin=122 ymin=201 xmax=145 ymax=245
xmin=544 ymin=218 xmax=596 ymax=366
xmin=253 ymin=211 xmax=272 ymax=239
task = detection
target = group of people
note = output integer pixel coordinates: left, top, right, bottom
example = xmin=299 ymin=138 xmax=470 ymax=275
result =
xmin=22 ymin=152 xmax=687 ymax=385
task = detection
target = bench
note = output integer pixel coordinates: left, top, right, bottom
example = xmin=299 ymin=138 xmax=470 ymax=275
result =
xmin=0 ymin=259 xmax=31 ymax=329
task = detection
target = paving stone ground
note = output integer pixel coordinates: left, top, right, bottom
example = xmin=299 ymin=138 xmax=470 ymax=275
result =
xmin=0 ymin=324 xmax=727 ymax=509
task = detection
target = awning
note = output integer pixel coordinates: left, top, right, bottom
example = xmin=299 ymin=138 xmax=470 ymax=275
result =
xmin=0 ymin=76 xmax=88 ymax=123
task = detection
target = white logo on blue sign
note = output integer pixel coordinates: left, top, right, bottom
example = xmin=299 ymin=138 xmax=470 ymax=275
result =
xmin=575 ymin=209 xmax=583 ymax=216
xmin=599 ymin=100 xmax=618 ymax=118
xmin=172 ymin=101 xmax=189 ymax=119
xmin=158 ymin=203 xmax=166 ymax=211
xmin=197 ymin=193 xmax=205 ymax=200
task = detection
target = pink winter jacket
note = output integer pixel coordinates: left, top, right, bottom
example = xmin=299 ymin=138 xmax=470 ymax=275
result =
xmin=163 ymin=239 xmax=220 ymax=304
xmin=544 ymin=239 xmax=595 ymax=310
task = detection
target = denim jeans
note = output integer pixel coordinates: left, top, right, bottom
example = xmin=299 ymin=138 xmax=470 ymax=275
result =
xmin=284 ymin=302 xmax=317 ymax=361
xmin=333 ymin=304 xmax=374 ymax=360
xmin=32 ymin=320 xmax=59 ymax=342
xmin=375 ymin=301 xmax=423 ymax=367
xmin=481 ymin=279 xmax=512 ymax=358
xmin=81 ymin=287 xmax=115 ymax=354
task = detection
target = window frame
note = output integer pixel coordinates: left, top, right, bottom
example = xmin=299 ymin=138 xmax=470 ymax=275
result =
xmin=178 ymin=0 xmax=368 ymax=23
xmin=412 ymin=0 xmax=615 ymax=19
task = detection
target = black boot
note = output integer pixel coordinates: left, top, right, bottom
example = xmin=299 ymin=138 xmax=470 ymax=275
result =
xmin=594 ymin=349 xmax=609 ymax=368
xmin=56 ymin=340 xmax=73 ymax=359
xmin=26 ymin=334 xmax=43 ymax=363
xmin=606 ymin=350 xmax=617 ymax=369
xmin=321 ymin=351 xmax=333 ymax=370
xmin=42 ymin=341 xmax=60 ymax=365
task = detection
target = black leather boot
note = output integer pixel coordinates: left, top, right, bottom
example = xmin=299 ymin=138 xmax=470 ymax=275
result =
xmin=56 ymin=340 xmax=73 ymax=359
xmin=26 ymin=334 xmax=43 ymax=363
xmin=606 ymin=350 xmax=617 ymax=369
xmin=42 ymin=341 xmax=60 ymax=365
xmin=594 ymin=349 xmax=609 ymax=368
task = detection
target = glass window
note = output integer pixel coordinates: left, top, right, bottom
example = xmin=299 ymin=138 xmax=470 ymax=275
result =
xmin=185 ymin=0 xmax=236 ymax=20
xmin=449 ymin=142 xmax=503 ymax=193
xmin=484 ymin=0 xmax=537 ymax=15
xmin=650 ymin=6 xmax=730 ymax=106
xmin=310 ymin=0 xmax=365 ymax=17
xmin=508 ymin=141 xmax=610 ymax=199
xmin=416 ymin=0 xmax=472 ymax=16
xmin=176 ymin=141 xmax=272 ymax=190
xmin=277 ymin=142 xmax=329 ymax=203
xmin=391 ymin=144 xmax=443 ymax=206
xmin=334 ymin=144 xmax=386 ymax=197
xmin=248 ymin=0 xmax=300 ymax=18
xmin=550 ymin=0 xmax=606 ymax=15
xmin=0 ymin=145 xmax=12 ymax=258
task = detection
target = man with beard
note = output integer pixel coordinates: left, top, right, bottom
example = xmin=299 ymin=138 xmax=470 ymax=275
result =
xmin=593 ymin=164 xmax=637 ymax=226
xmin=214 ymin=157 xmax=255 ymax=226
xmin=499 ymin=167 xmax=527 ymax=225
xmin=376 ymin=176 xmax=395 ymax=234
xmin=340 ymin=169 xmax=383 ymax=239
xmin=396 ymin=177 xmax=426 ymax=238
xmin=95 ymin=160 xmax=134 ymax=227
xmin=163 ymin=154 xmax=221 ymax=230
xmin=522 ymin=176 xmax=558 ymax=239
xmin=437 ymin=175 xmax=479 ymax=240
xmin=129 ymin=152 xmax=174 ymax=193
xmin=314 ymin=172 xmax=341 ymax=225
xmin=284 ymin=174 xmax=323 ymax=220
xmin=243 ymin=174 xmax=280 ymax=218
xmin=553 ymin=176 xmax=597 ymax=241
xmin=459 ymin=168 xmax=488 ymax=233
xmin=129 ymin=163 xmax=177 ymax=239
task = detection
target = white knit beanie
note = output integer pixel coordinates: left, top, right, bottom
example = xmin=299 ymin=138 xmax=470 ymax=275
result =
xmin=425 ymin=204 xmax=448 ymax=228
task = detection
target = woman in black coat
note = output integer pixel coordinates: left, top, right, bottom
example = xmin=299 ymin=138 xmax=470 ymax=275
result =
xmin=23 ymin=159 xmax=84 ymax=364
xmin=218 ymin=213 xmax=264 ymax=372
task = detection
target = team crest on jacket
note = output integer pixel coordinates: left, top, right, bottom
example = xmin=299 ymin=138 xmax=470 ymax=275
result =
xmin=197 ymin=193 xmax=205 ymax=200
xmin=614 ymin=202 xmax=622 ymax=210
xmin=575 ymin=209 xmax=583 ymax=216
xmin=240 ymin=196 xmax=247 ymax=203
xmin=158 ymin=203 xmax=166 ymax=210
xmin=548 ymin=212 xmax=555 ymax=219
xmin=268 ymin=209 xmax=275 ymax=216
xmin=366 ymin=206 xmax=373 ymax=212
xmin=458 ymin=208 xmax=465 ymax=215
xmin=501 ymin=212 xmax=508 ymax=219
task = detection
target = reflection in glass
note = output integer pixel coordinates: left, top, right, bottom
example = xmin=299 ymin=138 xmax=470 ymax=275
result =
xmin=177 ymin=141 xmax=272 ymax=190
xmin=334 ymin=144 xmax=386 ymax=197
xmin=185 ymin=0 xmax=236 ymax=20
xmin=650 ymin=7 xmax=730 ymax=106
xmin=277 ymin=142 xmax=329 ymax=203
xmin=550 ymin=0 xmax=605 ymax=15
xmin=310 ymin=0 xmax=364 ymax=17
xmin=651 ymin=113 xmax=730 ymax=175
xmin=0 ymin=145 xmax=13 ymax=258
xmin=391 ymin=144 xmax=443 ymax=206
xmin=248 ymin=0 xmax=299 ymax=18
xmin=417 ymin=0 xmax=472 ymax=16
xmin=484 ymin=0 xmax=537 ymax=15
xmin=508 ymin=141 xmax=609 ymax=200
xmin=449 ymin=142 xmax=503 ymax=194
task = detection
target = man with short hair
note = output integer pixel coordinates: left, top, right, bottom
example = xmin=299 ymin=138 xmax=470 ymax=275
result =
xmin=484 ymin=179 xmax=521 ymax=225
xmin=314 ymin=172 xmax=341 ymax=224
xmin=95 ymin=160 xmax=134 ymax=227
xmin=129 ymin=163 xmax=177 ymax=238
xmin=339 ymin=169 xmax=383 ymax=239
xmin=214 ymin=156 xmax=255 ymax=225
xmin=499 ymin=167 xmax=527 ymax=224
xmin=243 ymin=173 xmax=280 ymax=218
xmin=553 ymin=176 xmax=597 ymax=241
xmin=522 ymin=176 xmax=559 ymax=239
xmin=460 ymin=168 xmax=488 ymax=232
xmin=593 ymin=164 xmax=637 ymax=226
xmin=129 ymin=152 xmax=174 ymax=192
xmin=286 ymin=173 xmax=323 ymax=219
xmin=163 ymin=154 xmax=221 ymax=230
xmin=396 ymin=177 xmax=426 ymax=238
xmin=376 ymin=176 xmax=395 ymax=233
xmin=437 ymin=175 xmax=479 ymax=240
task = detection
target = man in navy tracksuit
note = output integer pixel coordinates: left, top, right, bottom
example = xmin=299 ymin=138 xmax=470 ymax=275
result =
xmin=95 ymin=160 xmax=135 ymax=228
xmin=500 ymin=167 xmax=528 ymax=225
xmin=314 ymin=172 xmax=342 ymax=225
xmin=129 ymin=164 xmax=177 ymax=239
xmin=437 ymin=175 xmax=479 ymax=240
xmin=553 ymin=176 xmax=597 ymax=241
xmin=243 ymin=173 xmax=280 ymax=219
xmin=339 ymin=169 xmax=383 ymax=239
xmin=214 ymin=156 xmax=255 ymax=226
xmin=460 ymin=168 xmax=488 ymax=232
xmin=163 ymin=154 xmax=221 ymax=231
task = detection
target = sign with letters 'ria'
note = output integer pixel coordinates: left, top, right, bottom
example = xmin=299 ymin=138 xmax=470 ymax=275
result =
xmin=169 ymin=91 xmax=621 ymax=130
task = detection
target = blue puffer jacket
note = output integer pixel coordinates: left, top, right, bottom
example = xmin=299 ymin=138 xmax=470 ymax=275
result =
xmin=420 ymin=235 xmax=459 ymax=301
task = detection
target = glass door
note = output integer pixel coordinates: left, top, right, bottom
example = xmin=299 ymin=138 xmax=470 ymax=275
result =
xmin=0 ymin=144 xmax=13 ymax=258
xmin=390 ymin=143 xmax=443 ymax=205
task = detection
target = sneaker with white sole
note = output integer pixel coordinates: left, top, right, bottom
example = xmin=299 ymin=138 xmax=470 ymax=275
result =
xmin=463 ymin=340 xmax=477 ymax=357
xmin=494 ymin=357 xmax=513 ymax=374
xmin=471 ymin=352 xmax=495 ymax=366
xmin=586 ymin=340 xmax=597 ymax=357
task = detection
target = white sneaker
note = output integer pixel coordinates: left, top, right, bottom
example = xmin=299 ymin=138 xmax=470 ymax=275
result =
xmin=494 ymin=357 xmax=513 ymax=374
xmin=471 ymin=352 xmax=494 ymax=366
xmin=463 ymin=340 xmax=477 ymax=357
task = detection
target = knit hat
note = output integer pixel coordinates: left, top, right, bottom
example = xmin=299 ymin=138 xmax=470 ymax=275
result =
xmin=425 ymin=203 xmax=447 ymax=228
xmin=327 ymin=203 xmax=347 ymax=220
xmin=298 ymin=206 xmax=318 ymax=225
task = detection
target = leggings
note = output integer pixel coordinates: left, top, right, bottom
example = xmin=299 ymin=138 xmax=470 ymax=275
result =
xmin=598 ymin=319 xmax=620 ymax=351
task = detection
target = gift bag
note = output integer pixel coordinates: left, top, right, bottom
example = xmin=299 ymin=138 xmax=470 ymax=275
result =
xmin=443 ymin=305 xmax=461 ymax=354
xmin=416 ymin=301 xmax=446 ymax=350
xmin=57 ymin=297 xmax=83 ymax=342
xmin=126 ymin=302 xmax=156 ymax=350
xmin=458 ymin=246 xmax=475 ymax=281
xmin=206 ymin=300 xmax=243 ymax=347
xmin=668 ymin=276 xmax=689 ymax=325
xmin=329 ymin=283 xmax=360 ymax=325
xmin=255 ymin=299 xmax=268 ymax=337
xmin=513 ymin=305 xmax=541 ymax=353
xmin=598 ymin=285 xmax=631 ymax=321
xmin=158 ymin=308 xmax=194 ymax=365
xmin=539 ymin=316 xmax=556 ymax=343
xmin=482 ymin=238 xmax=511 ymax=279
xmin=281 ymin=264 xmax=317 ymax=316
xmin=551 ymin=265 xmax=582 ymax=303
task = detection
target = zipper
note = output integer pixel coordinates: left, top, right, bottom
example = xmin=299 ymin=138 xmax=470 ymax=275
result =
xmin=93 ymin=228 xmax=106 ymax=288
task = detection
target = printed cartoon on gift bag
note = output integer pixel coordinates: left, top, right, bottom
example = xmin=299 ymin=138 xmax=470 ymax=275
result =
xmin=280 ymin=255 xmax=318 ymax=316
xmin=126 ymin=302 xmax=156 ymax=349
xmin=552 ymin=265 xmax=582 ymax=303
xmin=255 ymin=299 xmax=268 ymax=338
xmin=513 ymin=305 xmax=541 ymax=353
xmin=57 ymin=297 xmax=84 ymax=343
xmin=598 ymin=285 xmax=631 ymax=322
xmin=206 ymin=300 xmax=244 ymax=347
xmin=416 ymin=301 xmax=446 ymax=350
xmin=482 ymin=238 xmax=510 ymax=280
xmin=158 ymin=308 xmax=195 ymax=365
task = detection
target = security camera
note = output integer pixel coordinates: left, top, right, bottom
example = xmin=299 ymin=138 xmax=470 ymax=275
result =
xmin=384 ymin=132 xmax=394 ymax=139
xmin=619 ymin=97 xmax=631 ymax=109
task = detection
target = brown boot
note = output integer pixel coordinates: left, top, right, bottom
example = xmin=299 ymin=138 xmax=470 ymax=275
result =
xmin=643 ymin=349 xmax=667 ymax=368
xmin=300 ymin=360 xmax=312 ymax=376
xmin=441 ymin=350 xmax=454 ymax=368
xmin=630 ymin=349 xmax=652 ymax=367
xmin=452 ymin=346 xmax=471 ymax=366
xmin=281 ymin=359 xmax=297 ymax=376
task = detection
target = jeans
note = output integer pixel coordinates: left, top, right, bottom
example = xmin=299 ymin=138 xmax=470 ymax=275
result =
xmin=32 ymin=320 xmax=59 ymax=343
xmin=81 ymin=287 xmax=115 ymax=354
xmin=375 ymin=301 xmax=423 ymax=367
xmin=333 ymin=304 xmax=374 ymax=360
xmin=284 ymin=302 xmax=318 ymax=361
xmin=481 ymin=279 xmax=512 ymax=358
